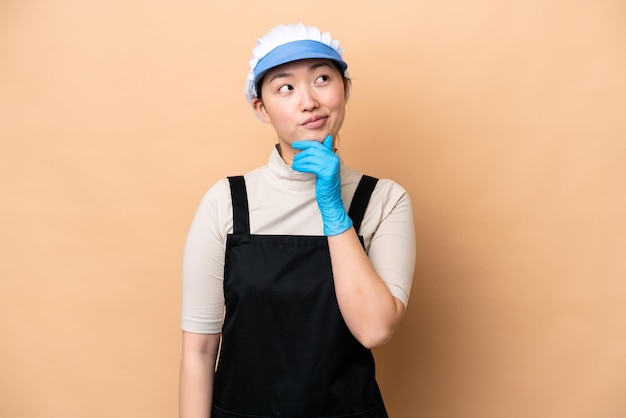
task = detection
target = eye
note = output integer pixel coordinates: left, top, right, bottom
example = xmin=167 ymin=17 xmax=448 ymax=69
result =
xmin=315 ymin=74 xmax=330 ymax=84
xmin=277 ymin=84 xmax=294 ymax=93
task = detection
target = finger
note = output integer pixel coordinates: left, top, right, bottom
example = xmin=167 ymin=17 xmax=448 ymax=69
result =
xmin=292 ymin=145 xmax=331 ymax=165
xmin=292 ymin=149 xmax=328 ymax=171
xmin=292 ymin=158 xmax=322 ymax=175
xmin=292 ymin=152 xmax=321 ymax=170
xmin=291 ymin=162 xmax=318 ymax=174
xmin=292 ymin=152 xmax=339 ymax=177
xmin=291 ymin=140 xmax=322 ymax=150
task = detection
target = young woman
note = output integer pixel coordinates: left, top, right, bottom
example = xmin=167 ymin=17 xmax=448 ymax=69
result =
xmin=180 ymin=23 xmax=416 ymax=418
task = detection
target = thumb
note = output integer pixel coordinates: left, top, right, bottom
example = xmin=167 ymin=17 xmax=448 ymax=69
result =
xmin=323 ymin=134 xmax=333 ymax=151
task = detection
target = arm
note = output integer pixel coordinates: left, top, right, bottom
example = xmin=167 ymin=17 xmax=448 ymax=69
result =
xmin=180 ymin=181 xmax=231 ymax=418
xmin=328 ymin=228 xmax=405 ymax=348
xmin=292 ymin=136 xmax=414 ymax=348
xmin=179 ymin=331 xmax=221 ymax=418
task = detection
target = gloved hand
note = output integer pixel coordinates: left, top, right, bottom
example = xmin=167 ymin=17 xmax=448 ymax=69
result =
xmin=291 ymin=135 xmax=353 ymax=236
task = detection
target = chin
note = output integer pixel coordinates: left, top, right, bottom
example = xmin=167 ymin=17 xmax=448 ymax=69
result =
xmin=296 ymin=134 xmax=326 ymax=142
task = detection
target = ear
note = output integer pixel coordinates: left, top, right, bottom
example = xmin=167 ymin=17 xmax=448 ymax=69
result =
xmin=251 ymin=98 xmax=272 ymax=123
xmin=343 ymin=79 xmax=352 ymax=102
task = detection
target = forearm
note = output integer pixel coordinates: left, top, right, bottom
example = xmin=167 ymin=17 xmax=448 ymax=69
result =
xmin=328 ymin=227 xmax=405 ymax=349
xmin=179 ymin=332 xmax=220 ymax=418
xmin=290 ymin=139 xmax=409 ymax=347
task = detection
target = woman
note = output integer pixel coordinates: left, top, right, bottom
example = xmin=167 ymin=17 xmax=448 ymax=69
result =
xmin=180 ymin=23 xmax=416 ymax=418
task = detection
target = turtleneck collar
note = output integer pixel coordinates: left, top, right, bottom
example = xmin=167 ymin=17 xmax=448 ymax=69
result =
xmin=266 ymin=144 xmax=345 ymax=192
xmin=267 ymin=145 xmax=313 ymax=182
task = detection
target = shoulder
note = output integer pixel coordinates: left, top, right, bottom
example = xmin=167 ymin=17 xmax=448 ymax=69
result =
xmin=371 ymin=179 xmax=412 ymax=225
xmin=201 ymin=164 xmax=268 ymax=202
xmin=341 ymin=162 xmax=408 ymax=196
xmin=373 ymin=178 xmax=410 ymax=203
xmin=340 ymin=162 xmax=411 ymax=210
xmin=197 ymin=164 xmax=270 ymax=217
xmin=199 ymin=177 xmax=231 ymax=207
xmin=187 ymin=178 xmax=233 ymax=238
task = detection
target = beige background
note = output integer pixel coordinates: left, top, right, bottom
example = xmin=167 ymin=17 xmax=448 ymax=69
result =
xmin=1 ymin=1 xmax=625 ymax=417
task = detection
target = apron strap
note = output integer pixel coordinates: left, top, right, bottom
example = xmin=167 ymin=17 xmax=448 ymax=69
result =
xmin=228 ymin=174 xmax=378 ymax=236
xmin=348 ymin=175 xmax=379 ymax=234
xmin=227 ymin=176 xmax=250 ymax=235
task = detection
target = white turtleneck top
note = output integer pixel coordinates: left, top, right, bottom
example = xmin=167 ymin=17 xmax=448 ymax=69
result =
xmin=182 ymin=147 xmax=416 ymax=334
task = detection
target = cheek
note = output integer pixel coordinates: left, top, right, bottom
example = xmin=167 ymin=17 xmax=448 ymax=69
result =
xmin=269 ymin=108 xmax=293 ymax=126
xmin=328 ymin=98 xmax=346 ymax=121
xmin=326 ymin=86 xmax=347 ymax=109
xmin=264 ymin=105 xmax=297 ymax=136
xmin=264 ymin=101 xmax=289 ymax=120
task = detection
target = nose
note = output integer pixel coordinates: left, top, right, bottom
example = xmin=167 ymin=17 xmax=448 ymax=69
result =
xmin=299 ymin=86 xmax=319 ymax=112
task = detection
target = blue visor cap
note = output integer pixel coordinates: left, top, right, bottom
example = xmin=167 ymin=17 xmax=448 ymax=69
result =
xmin=253 ymin=39 xmax=348 ymax=84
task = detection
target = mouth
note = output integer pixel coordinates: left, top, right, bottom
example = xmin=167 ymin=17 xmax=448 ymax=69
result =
xmin=301 ymin=115 xmax=328 ymax=129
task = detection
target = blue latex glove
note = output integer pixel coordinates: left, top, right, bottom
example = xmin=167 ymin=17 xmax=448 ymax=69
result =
xmin=291 ymin=135 xmax=353 ymax=236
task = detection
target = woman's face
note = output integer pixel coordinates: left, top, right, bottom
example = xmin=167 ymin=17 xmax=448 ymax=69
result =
xmin=252 ymin=58 xmax=348 ymax=163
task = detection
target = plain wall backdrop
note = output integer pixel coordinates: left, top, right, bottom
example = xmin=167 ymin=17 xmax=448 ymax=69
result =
xmin=1 ymin=1 xmax=625 ymax=417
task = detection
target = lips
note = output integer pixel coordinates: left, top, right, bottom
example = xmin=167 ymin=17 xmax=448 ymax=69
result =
xmin=301 ymin=115 xmax=327 ymax=129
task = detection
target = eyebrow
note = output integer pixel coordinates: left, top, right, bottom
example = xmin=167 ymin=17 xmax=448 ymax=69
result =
xmin=267 ymin=62 xmax=333 ymax=84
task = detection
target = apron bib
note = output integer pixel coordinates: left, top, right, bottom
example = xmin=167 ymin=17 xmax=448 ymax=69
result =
xmin=213 ymin=175 xmax=387 ymax=418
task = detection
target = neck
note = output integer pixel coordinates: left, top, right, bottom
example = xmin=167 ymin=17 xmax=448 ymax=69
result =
xmin=276 ymin=143 xmax=298 ymax=166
